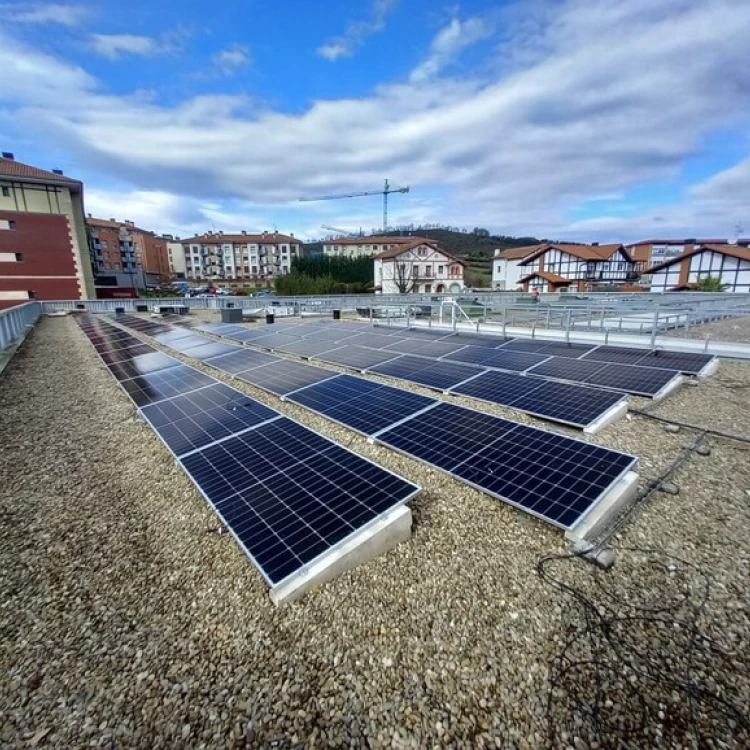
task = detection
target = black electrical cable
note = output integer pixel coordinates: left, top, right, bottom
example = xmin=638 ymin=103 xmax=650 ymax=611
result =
xmin=537 ymin=546 xmax=750 ymax=748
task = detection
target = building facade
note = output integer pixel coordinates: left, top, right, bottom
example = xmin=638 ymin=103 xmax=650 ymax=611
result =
xmin=163 ymin=237 xmax=186 ymax=278
xmin=648 ymin=244 xmax=750 ymax=293
xmin=373 ymin=240 xmax=465 ymax=294
xmin=86 ymin=217 xmax=170 ymax=283
xmin=180 ymin=232 xmax=302 ymax=284
xmin=322 ymin=235 xmax=425 ymax=258
xmin=626 ymin=238 xmax=750 ymax=275
xmin=515 ymin=243 xmax=636 ymax=293
xmin=491 ymin=246 xmax=538 ymax=290
xmin=0 ymin=153 xmax=94 ymax=308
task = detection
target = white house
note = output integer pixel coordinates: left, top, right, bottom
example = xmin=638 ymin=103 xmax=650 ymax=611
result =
xmin=373 ymin=239 xmax=465 ymax=294
xmin=492 ymin=246 xmax=539 ymax=290
xmin=648 ymin=243 xmax=750 ymax=293
xmin=513 ymin=242 xmax=636 ymax=293
xmin=322 ymin=235 xmax=422 ymax=258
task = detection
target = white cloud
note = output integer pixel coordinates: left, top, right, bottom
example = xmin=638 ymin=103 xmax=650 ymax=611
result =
xmin=211 ymin=44 xmax=251 ymax=76
xmin=1 ymin=0 xmax=750 ymax=241
xmin=317 ymin=0 xmax=398 ymax=60
xmin=90 ymin=34 xmax=160 ymax=60
xmin=409 ymin=17 xmax=492 ymax=83
xmin=2 ymin=2 xmax=87 ymax=26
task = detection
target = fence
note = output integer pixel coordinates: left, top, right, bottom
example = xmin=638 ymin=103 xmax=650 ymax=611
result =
xmin=0 ymin=301 xmax=41 ymax=354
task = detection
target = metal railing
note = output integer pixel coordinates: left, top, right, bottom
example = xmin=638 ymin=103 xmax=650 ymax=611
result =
xmin=0 ymin=301 xmax=41 ymax=353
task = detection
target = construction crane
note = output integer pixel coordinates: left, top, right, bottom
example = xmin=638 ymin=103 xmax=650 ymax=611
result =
xmin=300 ymin=179 xmax=409 ymax=233
xmin=321 ymin=224 xmax=360 ymax=237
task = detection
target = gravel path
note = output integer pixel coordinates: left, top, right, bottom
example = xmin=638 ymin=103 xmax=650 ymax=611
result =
xmin=1 ymin=315 xmax=749 ymax=748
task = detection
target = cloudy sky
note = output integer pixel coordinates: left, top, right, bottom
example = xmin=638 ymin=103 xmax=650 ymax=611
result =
xmin=1 ymin=0 xmax=748 ymax=242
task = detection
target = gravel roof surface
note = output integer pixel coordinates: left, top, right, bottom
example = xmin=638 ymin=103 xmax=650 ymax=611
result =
xmin=1 ymin=313 xmax=749 ymax=748
xmin=664 ymin=314 xmax=750 ymax=344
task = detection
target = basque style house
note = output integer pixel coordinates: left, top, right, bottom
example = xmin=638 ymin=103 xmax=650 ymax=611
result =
xmin=647 ymin=243 xmax=750 ymax=293
xmin=373 ymin=239 xmax=465 ymax=294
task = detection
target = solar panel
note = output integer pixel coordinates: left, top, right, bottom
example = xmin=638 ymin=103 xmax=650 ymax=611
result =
xmin=315 ymin=345 xmax=402 ymax=371
xmin=443 ymin=346 xmax=551 ymax=371
xmin=247 ymin=332 xmax=305 ymax=350
xmin=106 ymin=352 xmax=182 ymax=381
xmin=169 ymin=335 xmax=213 ymax=352
xmin=449 ymin=370 xmax=626 ymax=428
xmin=376 ymin=402 xmax=637 ymax=529
xmin=204 ymin=349 xmax=280 ymax=373
xmin=272 ymin=339 xmax=341 ymax=358
xmin=448 ymin=333 xmax=512 ymax=348
xmin=180 ymin=417 xmax=420 ymax=587
xmin=634 ymin=350 xmax=714 ymax=374
xmin=299 ymin=327 xmax=365 ymax=343
xmin=500 ymin=340 xmax=596 ymax=358
xmin=98 ymin=343 xmax=156 ymax=363
xmin=119 ymin=365 xmax=216 ymax=406
xmin=234 ymin=360 xmax=339 ymax=396
xmin=153 ymin=329 xmax=200 ymax=345
xmin=285 ymin=374 xmax=437 ymax=435
xmin=580 ymin=363 xmax=681 ymax=398
xmin=398 ymin=328 xmax=453 ymax=341
xmin=526 ymin=357 xmax=609 ymax=382
xmin=223 ymin=328 xmax=275 ymax=342
xmin=383 ymin=339 xmax=467 ymax=358
xmin=179 ymin=341 xmax=239 ymax=361
xmin=527 ymin=356 xmax=680 ymax=397
xmin=581 ymin=346 xmax=651 ymax=366
xmin=140 ymin=382 xmax=278 ymax=457
xmin=346 ymin=332 xmax=410 ymax=349
xmin=368 ymin=355 xmax=482 ymax=391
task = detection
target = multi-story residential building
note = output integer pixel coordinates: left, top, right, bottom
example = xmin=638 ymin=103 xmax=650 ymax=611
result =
xmin=180 ymin=231 xmax=302 ymax=284
xmin=512 ymin=242 xmax=636 ymax=293
xmin=0 ymin=152 xmax=95 ymax=308
xmin=491 ymin=246 xmax=539 ymax=290
xmin=322 ymin=235 xmax=426 ymax=258
xmin=648 ymin=243 xmax=750 ymax=293
xmin=163 ymin=236 xmax=186 ymax=278
xmin=86 ymin=217 xmax=170 ymax=283
xmin=626 ymin=238 xmax=750 ymax=273
xmin=373 ymin=239 xmax=465 ymax=294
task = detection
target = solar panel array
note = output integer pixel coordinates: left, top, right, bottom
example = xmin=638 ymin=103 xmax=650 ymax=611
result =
xmin=153 ymin=320 xmax=634 ymax=428
xmin=107 ymin=314 xmax=639 ymax=534
xmin=74 ymin=315 xmax=420 ymax=590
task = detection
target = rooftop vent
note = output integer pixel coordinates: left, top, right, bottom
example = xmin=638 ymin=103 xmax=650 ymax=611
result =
xmin=109 ymin=217 xmax=116 ymax=222
xmin=1 ymin=151 xmax=14 ymax=160
xmin=52 ymin=168 xmax=63 ymax=175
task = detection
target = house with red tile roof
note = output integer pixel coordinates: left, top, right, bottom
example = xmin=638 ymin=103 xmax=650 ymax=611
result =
xmin=373 ymin=239 xmax=465 ymax=294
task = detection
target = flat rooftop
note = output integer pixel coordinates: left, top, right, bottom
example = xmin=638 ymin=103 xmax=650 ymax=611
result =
xmin=1 ymin=313 xmax=749 ymax=747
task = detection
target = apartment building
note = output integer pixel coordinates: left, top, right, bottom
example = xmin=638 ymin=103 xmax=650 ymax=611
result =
xmin=86 ymin=217 xmax=170 ymax=282
xmin=373 ymin=239 xmax=465 ymax=294
xmin=322 ymin=235 xmax=425 ymax=258
xmin=512 ymin=242 xmax=636 ymax=293
xmin=0 ymin=152 xmax=95 ymax=308
xmin=648 ymin=243 xmax=750 ymax=293
xmin=163 ymin=236 xmax=186 ymax=278
xmin=180 ymin=231 xmax=302 ymax=283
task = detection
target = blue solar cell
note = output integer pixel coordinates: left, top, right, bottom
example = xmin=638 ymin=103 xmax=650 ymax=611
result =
xmin=140 ymin=382 xmax=278 ymax=457
xmin=368 ymin=355 xmax=482 ymax=390
xmin=234 ymin=360 xmax=338 ymax=395
xmin=119 ymin=365 xmax=216 ymax=406
xmin=315 ymin=346 xmax=402 ymax=370
xmin=443 ymin=346 xmax=550 ymax=371
xmin=180 ymin=341 xmax=239 ymax=361
xmin=384 ymin=339 xmax=467 ymax=358
xmin=204 ymin=349 xmax=280 ymax=373
xmin=107 ymin=352 xmax=182 ymax=381
xmin=285 ymin=374 xmax=436 ymax=435
xmin=581 ymin=346 xmax=650 ymax=365
xmin=180 ymin=417 xmax=420 ymax=586
xmin=633 ymin=350 xmax=714 ymax=374
xmin=377 ymin=402 xmax=637 ymax=529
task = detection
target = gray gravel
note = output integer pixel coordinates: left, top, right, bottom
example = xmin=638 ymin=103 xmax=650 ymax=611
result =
xmin=1 ymin=314 xmax=749 ymax=748
xmin=665 ymin=314 xmax=750 ymax=344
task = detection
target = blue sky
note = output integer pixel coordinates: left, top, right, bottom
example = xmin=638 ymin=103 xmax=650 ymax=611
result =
xmin=1 ymin=0 xmax=749 ymax=242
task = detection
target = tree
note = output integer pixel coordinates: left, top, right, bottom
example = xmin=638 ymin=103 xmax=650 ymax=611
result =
xmin=695 ymin=275 xmax=728 ymax=292
xmin=394 ymin=261 xmax=416 ymax=293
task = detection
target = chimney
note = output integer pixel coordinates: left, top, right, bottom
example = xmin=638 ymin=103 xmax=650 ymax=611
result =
xmin=1 ymin=151 xmax=14 ymax=160
xmin=242 ymin=230 xmax=247 ymax=235
xmin=124 ymin=220 xmax=134 ymax=226
xmin=290 ymin=232 xmax=294 ymax=238
xmin=87 ymin=213 xmax=92 ymax=218
xmin=52 ymin=168 xmax=63 ymax=175
xmin=109 ymin=217 xmax=116 ymax=222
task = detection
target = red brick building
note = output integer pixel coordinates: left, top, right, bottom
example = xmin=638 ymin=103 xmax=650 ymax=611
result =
xmin=0 ymin=153 xmax=94 ymax=309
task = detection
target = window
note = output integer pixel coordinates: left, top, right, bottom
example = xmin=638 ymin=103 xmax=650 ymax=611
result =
xmin=28 ymin=290 xmax=37 ymax=299
xmin=1 ymin=187 xmax=9 ymax=197
xmin=424 ymin=284 xmax=432 ymax=293
xmin=15 ymin=252 xmax=22 ymax=261
xmin=438 ymin=265 xmax=444 ymax=274
xmin=417 ymin=246 xmax=427 ymax=257
xmin=0 ymin=219 xmax=16 ymax=230
xmin=425 ymin=265 xmax=432 ymax=276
